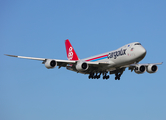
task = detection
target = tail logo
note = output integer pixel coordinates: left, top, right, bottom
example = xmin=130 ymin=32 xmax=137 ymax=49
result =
xmin=65 ymin=39 xmax=79 ymax=60
xmin=68 ymin=47 xmax=73 ymax=60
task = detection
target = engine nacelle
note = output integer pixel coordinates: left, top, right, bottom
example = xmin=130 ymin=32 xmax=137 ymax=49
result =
xmin=45 ymin=59 xmax=57 ymax=69
xmin=146 ymin=64 xmax=158 ymax=73
xmin=76 ymin=61 xmax=89 ymax=71
xmin=134 ymin=65 xmax=146 ymax=74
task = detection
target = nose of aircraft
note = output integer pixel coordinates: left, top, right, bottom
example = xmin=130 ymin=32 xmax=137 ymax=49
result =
xmin=139 ymin=47 xmax=147 ymax=57
xmin=141 ymin=47 xmax=146 ymax=54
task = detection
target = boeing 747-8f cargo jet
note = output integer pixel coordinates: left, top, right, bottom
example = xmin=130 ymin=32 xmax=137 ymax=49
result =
xmin=5 ymin=39 xmax=163 ymax=80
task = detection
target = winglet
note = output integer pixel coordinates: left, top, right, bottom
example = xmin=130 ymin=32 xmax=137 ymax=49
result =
xmin=4 ymin=54 xmax=18 ymax=57
xmin=65 ymin=39 xmax=79 ymax=61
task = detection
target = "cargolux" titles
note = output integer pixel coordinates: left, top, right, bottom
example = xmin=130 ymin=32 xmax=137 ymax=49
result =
xmin=107 ymin=49 xmax=127 ymax=59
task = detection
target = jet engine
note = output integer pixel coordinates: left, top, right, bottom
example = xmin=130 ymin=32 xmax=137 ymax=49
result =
xmin=134 ymin=65 xmax=146 ymax=74
xmin=76 ymin=61 xmax=89 ymax=71
xmin=45 ymin=59 xmax=57 ymax=69
xmin=146 ymin=64 xmax=158 ymax=73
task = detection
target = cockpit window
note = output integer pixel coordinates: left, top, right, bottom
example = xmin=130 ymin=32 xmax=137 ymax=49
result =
xmin=134 ymin=43 xmax=141 ymax=45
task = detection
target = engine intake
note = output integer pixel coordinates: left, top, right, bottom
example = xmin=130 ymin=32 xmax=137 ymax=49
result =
xmin=134 ymin=65 xmax=146 ymax=74
xmin=45 ymin=59 xmax=57 ymax=69
xmin=146 ymin=64 xmax=158 ymax=73
xmin=76 ymin=61 xmax=88 ymax=71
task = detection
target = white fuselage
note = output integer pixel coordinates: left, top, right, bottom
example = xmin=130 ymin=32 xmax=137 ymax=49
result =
xmin=81 ymin=42 xmax=146 ymax=72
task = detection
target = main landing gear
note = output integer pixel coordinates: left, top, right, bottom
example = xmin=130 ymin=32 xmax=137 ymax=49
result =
xmin=88 ymin=73 xmax=101 ymax=79
xmin=88 ymin=68 xmax=124 ymax=80
xmin=88 ymin=72 xmax=109 ymax=80
xmin=102 ymin=72 xmax=109 ymax=79
xmin=115 ymin=73 xmax=121 ymax=80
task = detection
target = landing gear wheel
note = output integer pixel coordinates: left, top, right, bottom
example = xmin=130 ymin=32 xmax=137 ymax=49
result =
xmin=106 ymin=75 xmax=109 ymax=80
xmin=115 ymin=74 xmax=121 ymax=80
xmin=102 ymin=72 xmax=109 ymax=80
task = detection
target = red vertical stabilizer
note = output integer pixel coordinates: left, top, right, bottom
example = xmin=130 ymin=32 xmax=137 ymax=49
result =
xmin=65 ymin=39 xmax=79 ymax=61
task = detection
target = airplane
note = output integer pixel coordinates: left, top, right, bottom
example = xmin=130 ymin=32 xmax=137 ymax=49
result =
xmin=5 ymin=39 xmax=163 ymax=80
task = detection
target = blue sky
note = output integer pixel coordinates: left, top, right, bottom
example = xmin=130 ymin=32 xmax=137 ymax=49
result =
xmin=1 ymin=0 xmax=166 ymax=120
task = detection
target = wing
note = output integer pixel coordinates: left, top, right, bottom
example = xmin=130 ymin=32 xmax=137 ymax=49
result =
xmin=130 ymin=62 xmax=163 ymax=66
xmin=127 ymin=62 xmax=163 ymax=72
xmin=4 ymin=54 xmax=109 ymax=69
xmin=4 ymin=54 xmax=76 ymax=68
xmin=122 ymin=62 xmax=163 ymax=68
